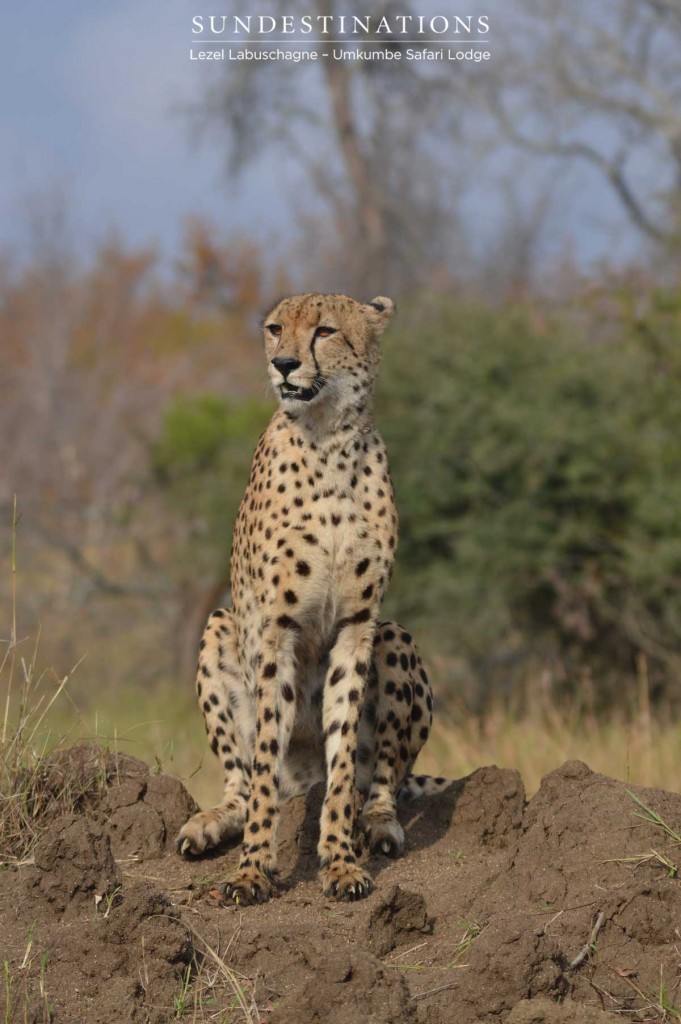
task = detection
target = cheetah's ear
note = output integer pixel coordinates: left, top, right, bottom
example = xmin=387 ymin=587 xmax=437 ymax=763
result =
xmin=365 ymin=296 xmax=396 ymax=334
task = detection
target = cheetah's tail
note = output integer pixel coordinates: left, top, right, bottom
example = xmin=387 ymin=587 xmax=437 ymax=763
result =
xmin=397 ymin=773 xmax=454 ymax=803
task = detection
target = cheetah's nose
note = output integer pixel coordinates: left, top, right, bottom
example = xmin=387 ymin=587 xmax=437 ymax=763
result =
xmin=271 ymin=356 xmax=301 ymax=379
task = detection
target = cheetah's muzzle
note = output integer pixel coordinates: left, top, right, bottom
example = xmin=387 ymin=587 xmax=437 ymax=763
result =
xmin=279 ymin=377 xmax=326 ymax=402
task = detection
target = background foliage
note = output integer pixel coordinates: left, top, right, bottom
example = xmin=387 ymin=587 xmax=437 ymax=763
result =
xmin=151 ymin=288 xmax=681 ymax=713
xmin=3 ymin=0 xmax=681 ymax=797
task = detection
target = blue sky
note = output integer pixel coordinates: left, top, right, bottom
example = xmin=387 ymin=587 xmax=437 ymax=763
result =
xmin=0 ymin=0 xmax=642 ymax=270
xmin=0 ymin=0 xmax=285 ymax=262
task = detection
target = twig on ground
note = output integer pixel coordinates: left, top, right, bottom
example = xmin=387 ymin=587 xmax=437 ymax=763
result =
xmin=413 ymin=980 xmax=462 ymax=1000
xmin=388 ymin=941 xmax=429 ymax=963
xmin=568 ymin=911 xmax=605 ymax=970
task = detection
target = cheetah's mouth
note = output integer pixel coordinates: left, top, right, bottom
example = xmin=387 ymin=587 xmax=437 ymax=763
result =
xmin=279 ymin=378 xmax=327 ymax=403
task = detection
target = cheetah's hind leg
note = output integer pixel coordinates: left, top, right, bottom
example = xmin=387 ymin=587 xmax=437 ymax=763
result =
xmin=177 ymin=609 xmax=255 ymax=857
xmin=359 ymin=622 xmax=441 ymax=858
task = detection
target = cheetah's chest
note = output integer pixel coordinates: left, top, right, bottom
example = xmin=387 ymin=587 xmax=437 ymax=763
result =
xmin=289 ymin=502 xmax=380 ymax=629
xmin=234 ymin=424 xmax=397 ymax=664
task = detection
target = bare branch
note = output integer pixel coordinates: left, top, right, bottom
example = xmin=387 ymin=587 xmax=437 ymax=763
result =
xmin=488 ymin=0 xmax=681 ymax=249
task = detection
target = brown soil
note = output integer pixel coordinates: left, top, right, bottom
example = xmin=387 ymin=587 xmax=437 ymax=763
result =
xmin=1 ymin=750 xmax=680 ymax=1023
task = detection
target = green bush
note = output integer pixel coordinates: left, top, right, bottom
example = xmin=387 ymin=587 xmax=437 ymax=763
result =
xmin=153 ymin=394 xmax=272 ymax=580
xmin=376 ymin=295 xmax=681 ymax=708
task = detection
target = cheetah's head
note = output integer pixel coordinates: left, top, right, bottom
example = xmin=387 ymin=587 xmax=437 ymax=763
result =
xmin=263 ymin=293 xmax=395 ymax=418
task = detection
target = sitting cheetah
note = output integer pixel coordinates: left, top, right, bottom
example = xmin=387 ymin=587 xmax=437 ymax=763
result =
xmin=177 ymin=293 xmax=448 ymax=904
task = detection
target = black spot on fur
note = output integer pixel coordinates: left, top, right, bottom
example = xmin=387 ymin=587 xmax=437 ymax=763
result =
xmin=330 ymin=666 xmax=346 ymax=686
xmin=337 ymin=608 xmax=372 ymax=632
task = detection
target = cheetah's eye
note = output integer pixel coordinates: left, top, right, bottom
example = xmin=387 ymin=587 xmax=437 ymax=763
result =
xmin=315 ymin=326 xmax=337 ymax=339
xmin=267 ymin=324 xmax=282 ymax=337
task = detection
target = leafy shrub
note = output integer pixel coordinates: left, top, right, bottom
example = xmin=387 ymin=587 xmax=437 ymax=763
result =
xmin=153 ymin=394 xmax=272 ymax=580
xmin=377 ymin=295 xmax=681 ymax=708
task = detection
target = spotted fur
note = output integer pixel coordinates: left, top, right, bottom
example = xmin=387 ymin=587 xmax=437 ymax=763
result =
xmin=177 ymin=293 xmax=450 ymax=903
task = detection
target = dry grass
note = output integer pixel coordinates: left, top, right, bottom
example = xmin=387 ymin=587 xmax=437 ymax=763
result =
xmin=0 ymin=622 xmax=109 ymax=864
xmin=2 ymin=490 xmax=679 ymax=836
xmin=0 ymin=500 xmax=112 ymax=864
xmin=415 ymin=693 xmax=681 ymax=799
xmin=176 ymin=919 xmax=263 ymax=1023
xmin=6 ymin=640 xmax=678 ymax=815
xmin=22 ymin=675 xmax=681 ymax=815
xmin=2 ymin=939 xmax=52 ymax=1024
xmin=4 ymin=642 xmax=679 ymax=823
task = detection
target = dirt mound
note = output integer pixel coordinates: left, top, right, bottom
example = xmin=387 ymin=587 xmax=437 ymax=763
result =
xmin=1 ymin=753 xmax=680 ymax=1023
xmin=507 ymin=997 xmax=621 ymax=1023
xmin=2 ymin=807 xmax=192 ymax=1023
xmin=30 ymin=814 xmax=120 ymax=916
xmin=42 ymin=743 xmax=198 ymax=859
xmin=98 ymin=772 xmax=198 ymax=859
xmin=270 ymin=946 xmax=417 ymax=1024
xmin=367 ymin=885 xmax=433 ymax=956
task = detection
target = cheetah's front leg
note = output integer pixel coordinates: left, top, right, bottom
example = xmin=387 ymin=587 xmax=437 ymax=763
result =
xmin=222 ymin=620 xmax=298 ymax=905
xmin=318 ymin=615 xmax=377 ymax=901
xmin=177 ymin=609 xmax=254 ymax=856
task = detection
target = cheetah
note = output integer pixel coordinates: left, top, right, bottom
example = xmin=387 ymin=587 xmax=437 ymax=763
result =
xmin=177 ymin=293 xmax=449 ymax=904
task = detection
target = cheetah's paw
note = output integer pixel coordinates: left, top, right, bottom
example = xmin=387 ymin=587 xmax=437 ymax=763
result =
xmin=319 ymin=861 xmax=374 ymax=902
xmin=176 ymin=807 xmax=244 ymax=857
xmin=222 ymin=866 xmax=277 ymax=906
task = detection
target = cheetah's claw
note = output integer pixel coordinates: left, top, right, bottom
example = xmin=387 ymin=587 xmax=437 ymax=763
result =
xmin=377 ymin=837 xmax=400 ymax=857
xmin=335 ymin=879 xmax=372 ymax=901
xmin=364 ymin=819 xmax=405 ymax=859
